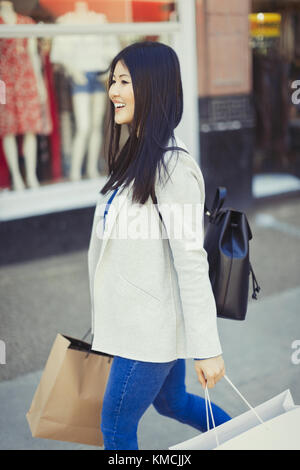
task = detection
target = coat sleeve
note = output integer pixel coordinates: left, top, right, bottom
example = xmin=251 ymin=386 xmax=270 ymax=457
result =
xmin=155 ymin=151 xmax=223 ymax=359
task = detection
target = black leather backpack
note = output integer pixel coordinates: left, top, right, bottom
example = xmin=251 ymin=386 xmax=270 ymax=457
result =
xmin=204 ymin=187 xmax=261 ymax=320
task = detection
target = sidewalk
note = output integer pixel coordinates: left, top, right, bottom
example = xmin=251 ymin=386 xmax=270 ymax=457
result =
xmin=0 ymin=195 xmax=300 ymax=449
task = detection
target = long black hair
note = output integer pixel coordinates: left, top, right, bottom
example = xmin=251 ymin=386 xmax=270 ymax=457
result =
xmin=100 ymin=40 xmax=189 ymax=205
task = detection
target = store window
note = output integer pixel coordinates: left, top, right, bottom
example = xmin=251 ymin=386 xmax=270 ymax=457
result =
xmin=250 ymin=0 xmax=300 ymax=196
xmin=0 ymin=1 xmax=179 ymax=213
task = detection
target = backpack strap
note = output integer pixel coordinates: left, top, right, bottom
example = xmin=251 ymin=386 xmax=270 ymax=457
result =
xmin=205 ymin=186 xmax=227 ymax=219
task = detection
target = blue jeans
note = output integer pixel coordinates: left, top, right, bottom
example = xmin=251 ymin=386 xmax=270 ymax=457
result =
xmin=71 ymin=71 xmax=105 ymax=94
xmin=101 ymin=356 xmax=231 ymax=450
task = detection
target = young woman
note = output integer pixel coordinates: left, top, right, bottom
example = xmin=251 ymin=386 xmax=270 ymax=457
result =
xmin=87 ymin=41 xmax=231 ymax=450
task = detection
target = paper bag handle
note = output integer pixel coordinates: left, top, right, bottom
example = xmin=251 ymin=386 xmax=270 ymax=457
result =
xmin=205 ymin=375 xmax=265 ymax=447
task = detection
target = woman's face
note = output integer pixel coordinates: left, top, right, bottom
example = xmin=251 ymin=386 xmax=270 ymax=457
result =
xmin=109 ymin=60 xmax=135 ymax=126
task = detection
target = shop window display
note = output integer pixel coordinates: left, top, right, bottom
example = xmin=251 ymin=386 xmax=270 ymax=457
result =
xmin=250 ymin=5 xmax=300 ymax=184
xmin=0 ymin=0 xmax=176 ymax=193
xmin=0 ymin=0 xmax=52 ymax=190
xmin=250 ymin=13 xmax=290 ymax=172
xmin=49 ymin=2 xmax=121 ymax=182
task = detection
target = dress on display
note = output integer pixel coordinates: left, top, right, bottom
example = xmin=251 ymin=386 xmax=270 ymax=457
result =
xmin=0 ymin=14 xmax=52 ymax=137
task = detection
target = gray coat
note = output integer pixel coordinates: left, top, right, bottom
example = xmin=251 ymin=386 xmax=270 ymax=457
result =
xmin=87 ymin=134 xmax=222 ymax=362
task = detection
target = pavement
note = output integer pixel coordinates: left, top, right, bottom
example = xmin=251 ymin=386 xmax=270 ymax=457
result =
xmin=0 ymin=193 xmax=300 ymax=450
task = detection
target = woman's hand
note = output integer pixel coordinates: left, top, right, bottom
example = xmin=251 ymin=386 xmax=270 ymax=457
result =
xmin=194 ymin=355 xmax=225 ymax=389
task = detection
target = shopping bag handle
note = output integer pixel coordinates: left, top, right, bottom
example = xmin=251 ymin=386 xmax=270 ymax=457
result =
xmin=205 ymin=385 xmax=220 ymax=446
xmin=205 ymin=375 xmax=264 ymax=447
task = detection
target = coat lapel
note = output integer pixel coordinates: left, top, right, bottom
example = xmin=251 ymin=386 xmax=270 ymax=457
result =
xmin=97 ymin=179 xmax=134 ymax=266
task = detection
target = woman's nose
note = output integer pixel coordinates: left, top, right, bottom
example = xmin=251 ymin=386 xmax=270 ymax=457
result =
xmin=111 ymin=82 xmax=120 ymax=93
xmin=110 ymin=87 xmax=120 ymax=99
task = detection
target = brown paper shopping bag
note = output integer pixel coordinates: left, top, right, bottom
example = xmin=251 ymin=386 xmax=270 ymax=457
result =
xmin=26 ymin=334 xmax=113 ymax=447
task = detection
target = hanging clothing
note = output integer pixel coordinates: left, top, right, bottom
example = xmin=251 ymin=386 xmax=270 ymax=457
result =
xmin=0 ymin=138 xmax=10 ymax=188
xmin=43 ymin=50 xmax=62 ymax=180
xmin=0 ymin=14 xmax=52 ymax=136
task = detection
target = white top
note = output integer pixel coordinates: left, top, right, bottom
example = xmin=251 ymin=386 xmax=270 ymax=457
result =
xmin=50 ymin=13 xmax=121 ymax=72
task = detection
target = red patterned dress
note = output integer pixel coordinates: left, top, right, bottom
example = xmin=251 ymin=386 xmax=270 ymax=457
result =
xmin=0 ymin=14 xmax=52 ymax=136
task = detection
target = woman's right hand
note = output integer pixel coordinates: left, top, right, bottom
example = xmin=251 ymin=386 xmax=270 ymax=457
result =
xmin=194 ymin=355 xmax=225 ymax=389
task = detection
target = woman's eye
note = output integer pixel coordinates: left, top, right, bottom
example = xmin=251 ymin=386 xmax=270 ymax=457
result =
xmin=111 ymin=80 xmax=129 ymax=85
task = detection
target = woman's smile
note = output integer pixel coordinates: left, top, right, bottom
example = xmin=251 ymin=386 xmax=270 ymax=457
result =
xmin=114 ymin=103 xmax=126 ymax=112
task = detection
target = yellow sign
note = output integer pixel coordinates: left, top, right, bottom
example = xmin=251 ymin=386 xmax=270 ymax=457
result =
xmin=249 ymin=12 xmax=281 ymax=37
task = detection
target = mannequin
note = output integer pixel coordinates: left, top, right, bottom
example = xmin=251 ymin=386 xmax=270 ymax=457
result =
xmin=0 ymin=1 xmax=51 ymax=191
xmin=50 ymin=1 xmax=120 ymax=181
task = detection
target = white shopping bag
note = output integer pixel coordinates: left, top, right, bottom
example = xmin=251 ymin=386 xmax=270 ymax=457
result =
xmin=169 ymin=375 xmax=300 ymax=450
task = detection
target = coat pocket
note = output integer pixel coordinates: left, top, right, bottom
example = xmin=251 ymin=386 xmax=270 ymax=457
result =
xmin=115 ymin=272 xmax=162 ymax=306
